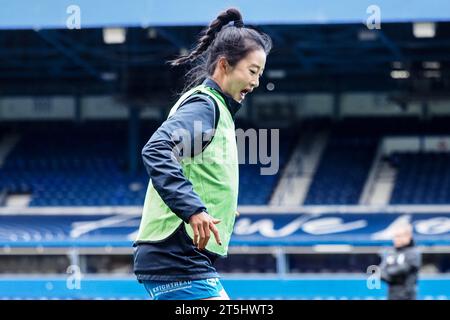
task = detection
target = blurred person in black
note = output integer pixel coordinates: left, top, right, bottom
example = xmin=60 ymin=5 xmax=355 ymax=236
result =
xmin=380 ymin=222 xmax=421 ymax=300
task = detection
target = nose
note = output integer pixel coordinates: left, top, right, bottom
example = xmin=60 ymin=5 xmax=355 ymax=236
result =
xmin=251 ymin=77 xmax=259 ymax=89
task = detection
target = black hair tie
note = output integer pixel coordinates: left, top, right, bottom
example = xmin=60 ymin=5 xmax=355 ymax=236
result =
xmin=234 ymin=20 xmax=244 ymax=28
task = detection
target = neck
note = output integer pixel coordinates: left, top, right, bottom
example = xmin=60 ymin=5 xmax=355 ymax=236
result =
xmin=211 ymin=74 xmax=226 ymax=93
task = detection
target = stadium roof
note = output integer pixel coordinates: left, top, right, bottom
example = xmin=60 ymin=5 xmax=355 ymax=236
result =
xmin=0 ymin=1 xmax=450 ymax=100
xmin=1 ymin=21 xmax=450 ymax=100
xmin=1 ymin=0 xmax=449 ymax=29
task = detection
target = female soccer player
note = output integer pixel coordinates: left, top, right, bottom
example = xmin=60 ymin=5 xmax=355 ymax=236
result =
xmin=133 ymin=8 xmax=272 ymax=300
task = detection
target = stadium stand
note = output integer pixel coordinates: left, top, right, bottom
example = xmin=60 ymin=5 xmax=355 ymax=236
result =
xmin=237 ymin=121 xmax=297 ymax=205
xmin=0 ymin=121 xmax=296 ymax=206
xmin=0 ymin=122 xmax=149 ymax=206
xmin=390 ymin=152 xmax=450 ymax=204
xmin=304 ymin=117 xmax=450 ymax=205
xmin=304 ymin=135 xmax=378 ymax=204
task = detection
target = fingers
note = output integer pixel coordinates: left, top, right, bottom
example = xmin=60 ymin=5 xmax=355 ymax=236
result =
xmin=198 ymin=220 xmax=210 ymax=250
xmin=193 ymin=224 xmax=199 ymax=247
xmin=198 ymin=221 xmax=205 ymax=249
xmin=190 ymin=213 xmax=222 ymax=250
xmin=210 ymin=222 xmax=222 ymax=246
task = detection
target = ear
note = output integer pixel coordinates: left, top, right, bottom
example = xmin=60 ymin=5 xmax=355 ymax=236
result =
xmin=218 ymin=56 xmax=230 ymax=73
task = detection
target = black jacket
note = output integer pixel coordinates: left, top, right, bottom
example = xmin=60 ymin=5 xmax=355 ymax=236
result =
xmin=380 ymin=241 xmax=421 ymax=300
xmin=140 ymin=78 xmax=241 ymax=223
xmin=134 ymin=78 xmax=241 ymax=281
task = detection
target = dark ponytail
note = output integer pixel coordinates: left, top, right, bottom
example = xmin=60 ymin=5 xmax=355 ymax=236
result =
xmin=170 ymin=8 xmax=243 ymax=66
xmin=169 ymin=8 xmax=272 ymax=94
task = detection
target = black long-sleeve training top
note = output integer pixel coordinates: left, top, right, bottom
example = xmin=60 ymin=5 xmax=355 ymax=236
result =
xmin=141 ymin=78 xmax=241 ymax=223
xmin=134 ymin=78 xmax=242 ymax=281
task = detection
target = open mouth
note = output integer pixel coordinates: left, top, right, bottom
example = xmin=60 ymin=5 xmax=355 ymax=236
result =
xmin=240 ymin=88 xmax=251 ymax=100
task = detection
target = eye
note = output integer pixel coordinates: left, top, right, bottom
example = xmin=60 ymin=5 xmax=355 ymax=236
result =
xmin=250 ymin=69 xmax=257 ymax=75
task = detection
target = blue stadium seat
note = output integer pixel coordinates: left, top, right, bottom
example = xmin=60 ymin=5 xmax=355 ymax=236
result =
xmin=304 ymin=136 xmax=378 ymax=205
xmin=0 ymin=121 xmax=296 ymax=206
xmin=390 ymin=152 xmax=450 ymax=204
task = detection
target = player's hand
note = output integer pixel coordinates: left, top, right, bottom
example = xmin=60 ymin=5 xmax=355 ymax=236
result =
xmin=189 ymin=210 xmax=221 ymax=250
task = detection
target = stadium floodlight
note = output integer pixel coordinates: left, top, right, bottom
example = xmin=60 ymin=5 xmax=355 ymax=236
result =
xmin=390 ymin=70 xmax=410 ymax=79
xmin=103 ymin=27 xmax=126 ymax=44
xmin=413 ymin=22 xmax=436 ymax=38
xmin=266 ymin=69 xmax=286 ymax=79
xmin=391 ymin=61 xmax=403 ymax=69
xmin=358 ymin=29 xmax=377 ymax=41
xmin=424 ymin=70 xmax=441 ymax=78
xmin=422 ymin=61 xmax=440 ymax=69
xmin=100 ymin=72 xmax=117 ymax=81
